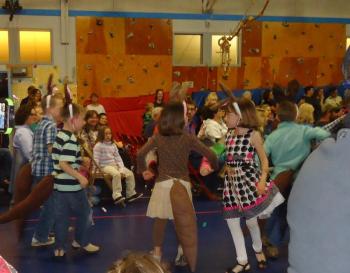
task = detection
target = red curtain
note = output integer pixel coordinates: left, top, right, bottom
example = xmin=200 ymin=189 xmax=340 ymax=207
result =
xmin=99 ymin=93 xmax=168 ymax=137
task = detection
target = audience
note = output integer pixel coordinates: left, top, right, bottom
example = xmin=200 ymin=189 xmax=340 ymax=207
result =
xmin=87 ymin=93 xmax=106 ymax=114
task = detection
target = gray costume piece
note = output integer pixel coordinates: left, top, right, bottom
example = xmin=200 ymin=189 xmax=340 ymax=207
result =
xmin=288 ymin=129 xmax=350 ymax=273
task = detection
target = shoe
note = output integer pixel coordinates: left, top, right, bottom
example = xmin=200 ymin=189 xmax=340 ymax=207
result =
xmin=125 ymin=193 xmax=143 ymax=203
xmin=226 ymin=262 xmax=251 ymax=273
xmin=31 ymin=237 xmax=55 ymax=247
xmin=54 ymin=249 xmax=65 ymax=257
xmin=255 ymin=251 xmax=267 ymax=269
xmin=72 ymin=240 xmax=80 ymax=249
xmin=83 ymin=243 xmax=100 ymax=253
xmin=175 ymin=254 xmax=187 ymax=266
xmin=266 ymin=245 xmax=279 ymax=259
xmin=113 ymin=196 xmax=126 ymax=205
xmin=72 ymin=241 xmax=100 ymax=253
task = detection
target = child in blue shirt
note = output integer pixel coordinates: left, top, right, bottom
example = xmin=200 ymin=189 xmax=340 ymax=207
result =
xmin=263 ymin=100 xmax=330 ymax=258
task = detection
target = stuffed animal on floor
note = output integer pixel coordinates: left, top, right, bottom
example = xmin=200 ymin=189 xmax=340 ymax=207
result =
xmin=288 ymin=129 xmax=350 ymax=273
xmin=170 ymin=180 xmax=197 ymax=272
xmin=0 ymin=164 xmax=54 ymax=238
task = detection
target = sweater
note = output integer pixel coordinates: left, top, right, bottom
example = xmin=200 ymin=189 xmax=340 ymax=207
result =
xmin=137 ymin=133 xmax=219 ymax=182
xmin=93 ymin=141 xmax=124 ymax=168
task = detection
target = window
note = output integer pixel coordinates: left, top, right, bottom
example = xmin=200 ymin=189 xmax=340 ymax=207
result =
xmin=347 ymin=37 xmax=350 ymax=50
xmin=19 ymin=30 xmax=52 ymax=64
xmin=174 ymin=34 xmax=202 ymax=66
xmin=0 ymin=30 xmax=9 ymax=63
xmin=211 ymin=35 xmax=239 ymax=66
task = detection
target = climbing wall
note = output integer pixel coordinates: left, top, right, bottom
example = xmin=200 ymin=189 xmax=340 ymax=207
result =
xmin=76 ymin=17 xmax=172 ymax=102
xmin=174 ymin=21 xmax=346 ymax=91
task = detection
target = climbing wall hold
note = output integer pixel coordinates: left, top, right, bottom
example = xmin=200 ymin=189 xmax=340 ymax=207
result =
xmin=308 ymin=44 xmax=314 ymax=51
xmin=127 ymin=76 xmax=135 ymax=84
xmin=297 ymin=58 xmax=304 ymax=64
xmin=83 ymin=80 xmax=88 ymax=86
xmin=96 ymin=19 xmax=103 ymax=26
xmin=127 ymin=32 xmax=134 ymax=39
xmin=109 ymin=32 xmax=115 ymax=38
xmin=142 ymin=67 xmax=148 ymax=74
xmin=148 ymin=42 xmax=156 ymax=49
xmin=248 ymin=48 xmax=260 ymax=54
xmin=154 ymin=62 xmax=160 ymax=68
xmin=103 ymin=77 xmax=111 ymax=84
xmin=273 ymin=34 xmax=277 ymax=40
xmin=282 ymin=22 xmax=289 ymax=27
xmin=173 ymin=71 xmax=181 ymax=77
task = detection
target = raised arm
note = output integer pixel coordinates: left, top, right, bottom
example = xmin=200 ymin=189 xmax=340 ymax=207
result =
xmin=136 ymin=135 xmax=158 ymax=173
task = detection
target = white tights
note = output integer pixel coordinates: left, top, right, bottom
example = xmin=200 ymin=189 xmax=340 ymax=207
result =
xmin=226 ymin=217 xmax=262 ymax=264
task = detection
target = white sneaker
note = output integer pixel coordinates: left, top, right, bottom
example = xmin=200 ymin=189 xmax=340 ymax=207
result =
xmin=83 ymin=243 xmax=100 ymax=253
xmin=31 ymin=237 xmax=55 ymax=247
xmin=72 ymin=240 xmax=80 ymax=249
xmin=72 ymin=240 xmax=100 ymax=253
xmin=175 ymin=246 xmax=187 ymax=266
xmin=54 ymin=249 xmax=65 ymax=257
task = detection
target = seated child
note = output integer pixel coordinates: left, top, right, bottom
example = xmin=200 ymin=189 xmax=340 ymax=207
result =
xmin=93 ymin=126 xmax=143 ymax=204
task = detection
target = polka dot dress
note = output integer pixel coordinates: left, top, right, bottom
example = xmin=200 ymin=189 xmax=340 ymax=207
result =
xmin=223 ymin=129 xmax=282 ymax=219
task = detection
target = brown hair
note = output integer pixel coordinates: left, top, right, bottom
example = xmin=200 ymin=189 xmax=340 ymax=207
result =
xmin=96 ymin=126 xmax=113 ymax=143
xmin=223 ymin=98 xmax=259 ymax=130
xmin=107 ymin=253 xmax=169 ymax=273
xmin=238 ymin=99 xmax=260 ymax=129
xmin=158 ymin=102 xmax=184 ymax=136
xmin=60 ymin=103 xmax=85 ymax=121
xmin=15 ymin=103 xmax=35 ymax=125
xmin=277 ymin=100 xmax=297 ymax=122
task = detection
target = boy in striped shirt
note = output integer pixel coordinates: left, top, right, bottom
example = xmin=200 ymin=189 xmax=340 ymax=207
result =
xmin=52 ymin=102 xmax=99 ymax=257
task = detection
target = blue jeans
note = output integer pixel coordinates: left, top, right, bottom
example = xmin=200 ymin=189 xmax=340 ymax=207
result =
xmin=33 ymin=176 xmax=55 ymax=242
xmin=53 ymin=190 xmax=92 ymax=251
xmin=265 ymin=200 xmax=289 ymax=247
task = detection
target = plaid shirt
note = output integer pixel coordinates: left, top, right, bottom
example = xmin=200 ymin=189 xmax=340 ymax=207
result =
xmin=31 ymin=116 xmax=57 ymax=176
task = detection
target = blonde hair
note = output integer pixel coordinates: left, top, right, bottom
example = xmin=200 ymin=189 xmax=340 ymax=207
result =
xmin=204 ymin=92 xmax=219 ymax=107
xmin=242 ymin=91 xmax=252 ymax=101
xmin=256 ymin=105 xmax=271 ymax=133
xmin=297 ymin=103 xmax=314 ymax=125
xmin=107 ymin=253 xmax=169 ymax=273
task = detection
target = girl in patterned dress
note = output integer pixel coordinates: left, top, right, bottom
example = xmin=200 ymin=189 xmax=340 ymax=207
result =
xmin=222 ymin=98 xmax=284 ymax=273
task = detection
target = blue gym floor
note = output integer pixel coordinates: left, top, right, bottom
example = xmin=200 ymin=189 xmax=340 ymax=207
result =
xmin=0 ymin=193 xmax=288 ymax=273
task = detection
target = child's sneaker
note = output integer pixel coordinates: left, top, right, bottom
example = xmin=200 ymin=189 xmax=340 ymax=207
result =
xmin=31 ymin=237 xmax=55 ymax=247
xmin=54 ymin=249 xmax=65 ymax=257
xmin=174 ymin=245 xmax=187 ymax=266
xmin=113 ymin=196 xmax=125 ymax=205
xmin=125 ymin=193 xmax=143 ymax=203
xmin=72 ymin=241 xmax=100 ymax=253
xmin=175 ymin=254 xmax=187 ymax=266
xmin=83 ymin=243 xmax=100 ymax=253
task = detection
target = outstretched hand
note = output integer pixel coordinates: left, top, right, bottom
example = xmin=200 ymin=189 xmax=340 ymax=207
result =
xmin=142 ymin=170 xmax=155 ymax=180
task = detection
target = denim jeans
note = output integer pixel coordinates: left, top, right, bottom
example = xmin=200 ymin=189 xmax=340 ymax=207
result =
xmin=32 ymin=176 xmax=55 ymax=242
xmin=265 ymin=200 xmax=289 ymax=247
xmin=53 ymin=189 xmax=92 ymax=251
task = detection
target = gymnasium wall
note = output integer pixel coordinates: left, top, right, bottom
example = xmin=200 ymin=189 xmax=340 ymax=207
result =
xmin=76 ymin=17 xmax=172 ymax=102
xmin=174 ymin=21 xmax=347 ymax=92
